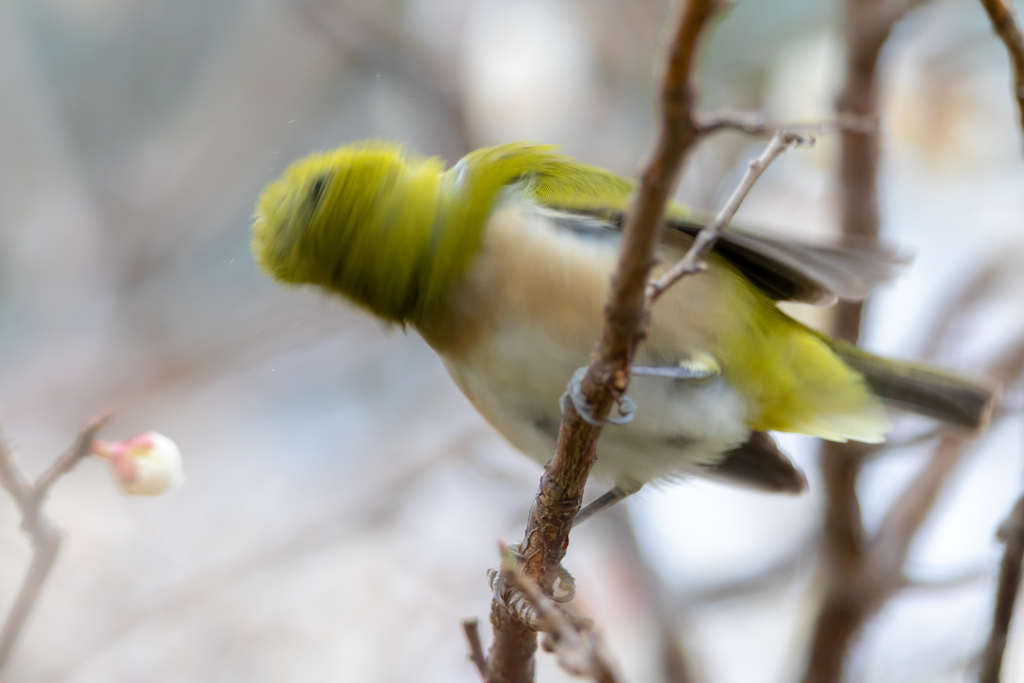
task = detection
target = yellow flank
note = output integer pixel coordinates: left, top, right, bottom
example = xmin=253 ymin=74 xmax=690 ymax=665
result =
xmin=709 ymin=267 xmax=890 ymax=442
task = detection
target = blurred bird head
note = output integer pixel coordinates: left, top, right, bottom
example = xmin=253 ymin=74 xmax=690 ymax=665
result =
xmin=252 ymin=141 xmax=445 ymax=322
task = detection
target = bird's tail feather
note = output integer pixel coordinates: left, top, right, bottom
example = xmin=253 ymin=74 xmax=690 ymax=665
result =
xmin=824 ymin=337 xmax=998 ymax=431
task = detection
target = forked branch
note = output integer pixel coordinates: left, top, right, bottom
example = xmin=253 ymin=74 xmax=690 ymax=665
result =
xmin=0 ymin=412 xmax=112 ymax=671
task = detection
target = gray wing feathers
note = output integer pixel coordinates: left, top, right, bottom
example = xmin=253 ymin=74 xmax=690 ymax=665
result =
xmin=709 ymin=227 xmax=908 ymax=305
xmin=545 ymin=205 xmax=909 ymax=306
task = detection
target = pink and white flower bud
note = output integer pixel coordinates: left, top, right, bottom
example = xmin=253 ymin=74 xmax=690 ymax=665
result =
xmin=90 ymin=432 xmax=183 ymax=496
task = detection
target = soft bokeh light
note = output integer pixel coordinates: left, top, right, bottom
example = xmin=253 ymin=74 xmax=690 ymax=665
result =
xmin=0 ymin=0 xmax=1022 ymax=682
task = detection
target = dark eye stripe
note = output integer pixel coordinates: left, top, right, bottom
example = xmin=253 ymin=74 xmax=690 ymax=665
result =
xmin=309 ymin=175 xmax=327 ymax=206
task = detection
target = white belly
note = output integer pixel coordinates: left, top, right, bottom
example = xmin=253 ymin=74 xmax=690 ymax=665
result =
xmin=438 ymin=323 xmax=751 ymax=487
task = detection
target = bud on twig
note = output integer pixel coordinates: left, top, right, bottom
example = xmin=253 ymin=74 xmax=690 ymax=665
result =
xmin=90 ymin=432 xmax=183 ymax=496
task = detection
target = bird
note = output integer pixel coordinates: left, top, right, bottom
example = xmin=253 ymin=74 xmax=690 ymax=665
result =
xmin=251 ymin=140 xmax=997 ymax=521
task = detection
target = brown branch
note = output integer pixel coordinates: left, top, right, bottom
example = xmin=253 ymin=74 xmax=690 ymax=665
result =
xmin=803 ymin=436 xmax=972 ymax=683
xmin=973 ymin=338 xmax=1024 ymax=682
xmin=462 ymin=618 xmax=489 ymax=681
xmin=977 ymin=0 xmax=1024 ymax=142
xmin=978 ymin=496 xmax=1024 ymax=683
xmin=696 ymin=111 xmax=877 ymax=137
xmin=0 ymin=411 xmax=112 ymax=672
xmin=798 ymin=0 xmax=974 ymax=678
xmin=803 ymin=339 xmax=1024 ymax=683
xmin=483 ymin=1 xmax=724 ymax=680
xmin=868 ymin=434 xmax=969 ymax=588
xmin=500 ymin=546 xmax=623 ymax=683
xmin=647 ymin=130 xmax=811 ymax=302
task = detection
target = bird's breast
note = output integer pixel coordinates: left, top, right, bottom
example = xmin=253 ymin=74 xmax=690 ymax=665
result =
xmin=418 ymin=201 xmax=750 ymax=484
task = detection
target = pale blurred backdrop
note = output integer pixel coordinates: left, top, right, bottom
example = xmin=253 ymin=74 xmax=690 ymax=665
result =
xmin=1 ymin=0 xmax=1023 ymax=681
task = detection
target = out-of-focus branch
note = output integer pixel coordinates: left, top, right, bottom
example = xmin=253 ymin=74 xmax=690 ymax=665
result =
xmin=647 ymin=130 xmax=810 ymax=301
xmin=802 ymin=338 xmax=1024 ymax=683
xmin=602 ymin=507 xmax=697 ymax=683
xmin=979 ymin=496 xmax=1024 ymax=683
xmin=803 ymin=437 xmax=972 ymax=683
xmin=696 ymin=111 xmax=877 ymax=137
xmin=975 ymin=339 xmax=1024 ymax=683
xmin=679 ymin=533 xmax=818 ymax=607
xmin=799 ymin=0 xmax=968 ymax=679
xmin=462 ymin=618 xmax=489 ymax=681
xmin=500 ymin=545 xmax=623 ymax=683
xmin=0 ymin=412 xmax=112 ymax=672
xmin=868 ymin=434 xmax=968 ymax=585
xmin=977 ymin=0 xmax=1024 ymax=142
xmin=483 ymin=1 xmax=725 ymax=681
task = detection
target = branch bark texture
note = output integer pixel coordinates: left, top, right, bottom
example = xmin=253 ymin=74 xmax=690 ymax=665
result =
xmin=483 ymin=1 xmax=723 ymax=680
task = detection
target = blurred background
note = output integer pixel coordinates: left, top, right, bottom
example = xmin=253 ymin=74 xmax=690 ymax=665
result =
xmin=0 ymin=0 xmax=1023 ymax=681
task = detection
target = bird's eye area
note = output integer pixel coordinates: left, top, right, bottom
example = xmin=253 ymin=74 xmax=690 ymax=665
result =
xmin=308 ymin=175 xmax=328 ymax=208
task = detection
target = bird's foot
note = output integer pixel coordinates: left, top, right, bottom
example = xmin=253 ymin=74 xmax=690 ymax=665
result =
xmin=560 ymin=367 xmax=637 ymax=426
xmin=488 ymin=543 xmax=577 ymax=627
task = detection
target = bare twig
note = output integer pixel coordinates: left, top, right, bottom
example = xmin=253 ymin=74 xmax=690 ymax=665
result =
xmin=977 ymin=0 xmax=1024 ymax=141
xmin=0 ymin=411 xmax=112 ymax=672
xmin=697 ymin=111 xmax=877 ymax=137
xmin=978 ymin=496 xmax=1024 ymax=683
xmin=500 ymin=545 xmax=623 ymax=683
xmin=483 ymin=1 xmax=724 ymax=680
xmin=462 ymin=618 xmax=489 ymax=681
xmin=647 ymin=130 xmax=811 ymax=302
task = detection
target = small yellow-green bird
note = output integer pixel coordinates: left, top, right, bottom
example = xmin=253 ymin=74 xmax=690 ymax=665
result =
xmin=252 ymin=140 xmax=996 ymax=520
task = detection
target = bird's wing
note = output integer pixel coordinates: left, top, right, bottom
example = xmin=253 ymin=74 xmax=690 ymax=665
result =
xmin=515 ymin=150 xmax=906 ymax=306
xmin=659 ymin=213 xmax=907 ymax=305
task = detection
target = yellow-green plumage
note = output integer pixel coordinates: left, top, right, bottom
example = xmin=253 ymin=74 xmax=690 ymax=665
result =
xmin=252 ymin=140 xmax=995 ymax=494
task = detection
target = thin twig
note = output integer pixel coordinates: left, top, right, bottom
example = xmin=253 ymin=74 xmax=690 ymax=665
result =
xmin=500 ymin=545 xmax=623 ymax=683
xmin=697 ymin=111 xmax=877 ymax=137
xmin=646 ymin=130 xmax=812 ymax=302
xmin=483 ymin=1 xmax=725 ymax=680
xmin=978 ymin=496 xmax=1024 ymax=683
xmin=462 ymin=618 xmax=489 ymax=681
xmin=0 ymin=412 xmax=112 ymax=672
xmin=977 ymin=0 xmax=1024 ymax=142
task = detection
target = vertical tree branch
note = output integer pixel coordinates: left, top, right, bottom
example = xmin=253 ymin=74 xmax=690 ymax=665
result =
xmin=975 ymin=342 xmax=1024 ymax=683
xmin=483 ymin=1 xmax=723 ymax=681
xmin=977 ymin=0 xmax=1024 ymax=143
xmin=800 ymin=1 xmax=927 ymax=681
xmin=978 ymin=496 xmax=1024 ymax=683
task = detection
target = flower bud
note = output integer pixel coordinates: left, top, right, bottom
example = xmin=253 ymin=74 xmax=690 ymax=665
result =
xmin=90 ymin=432 xmax=183 ymax=496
